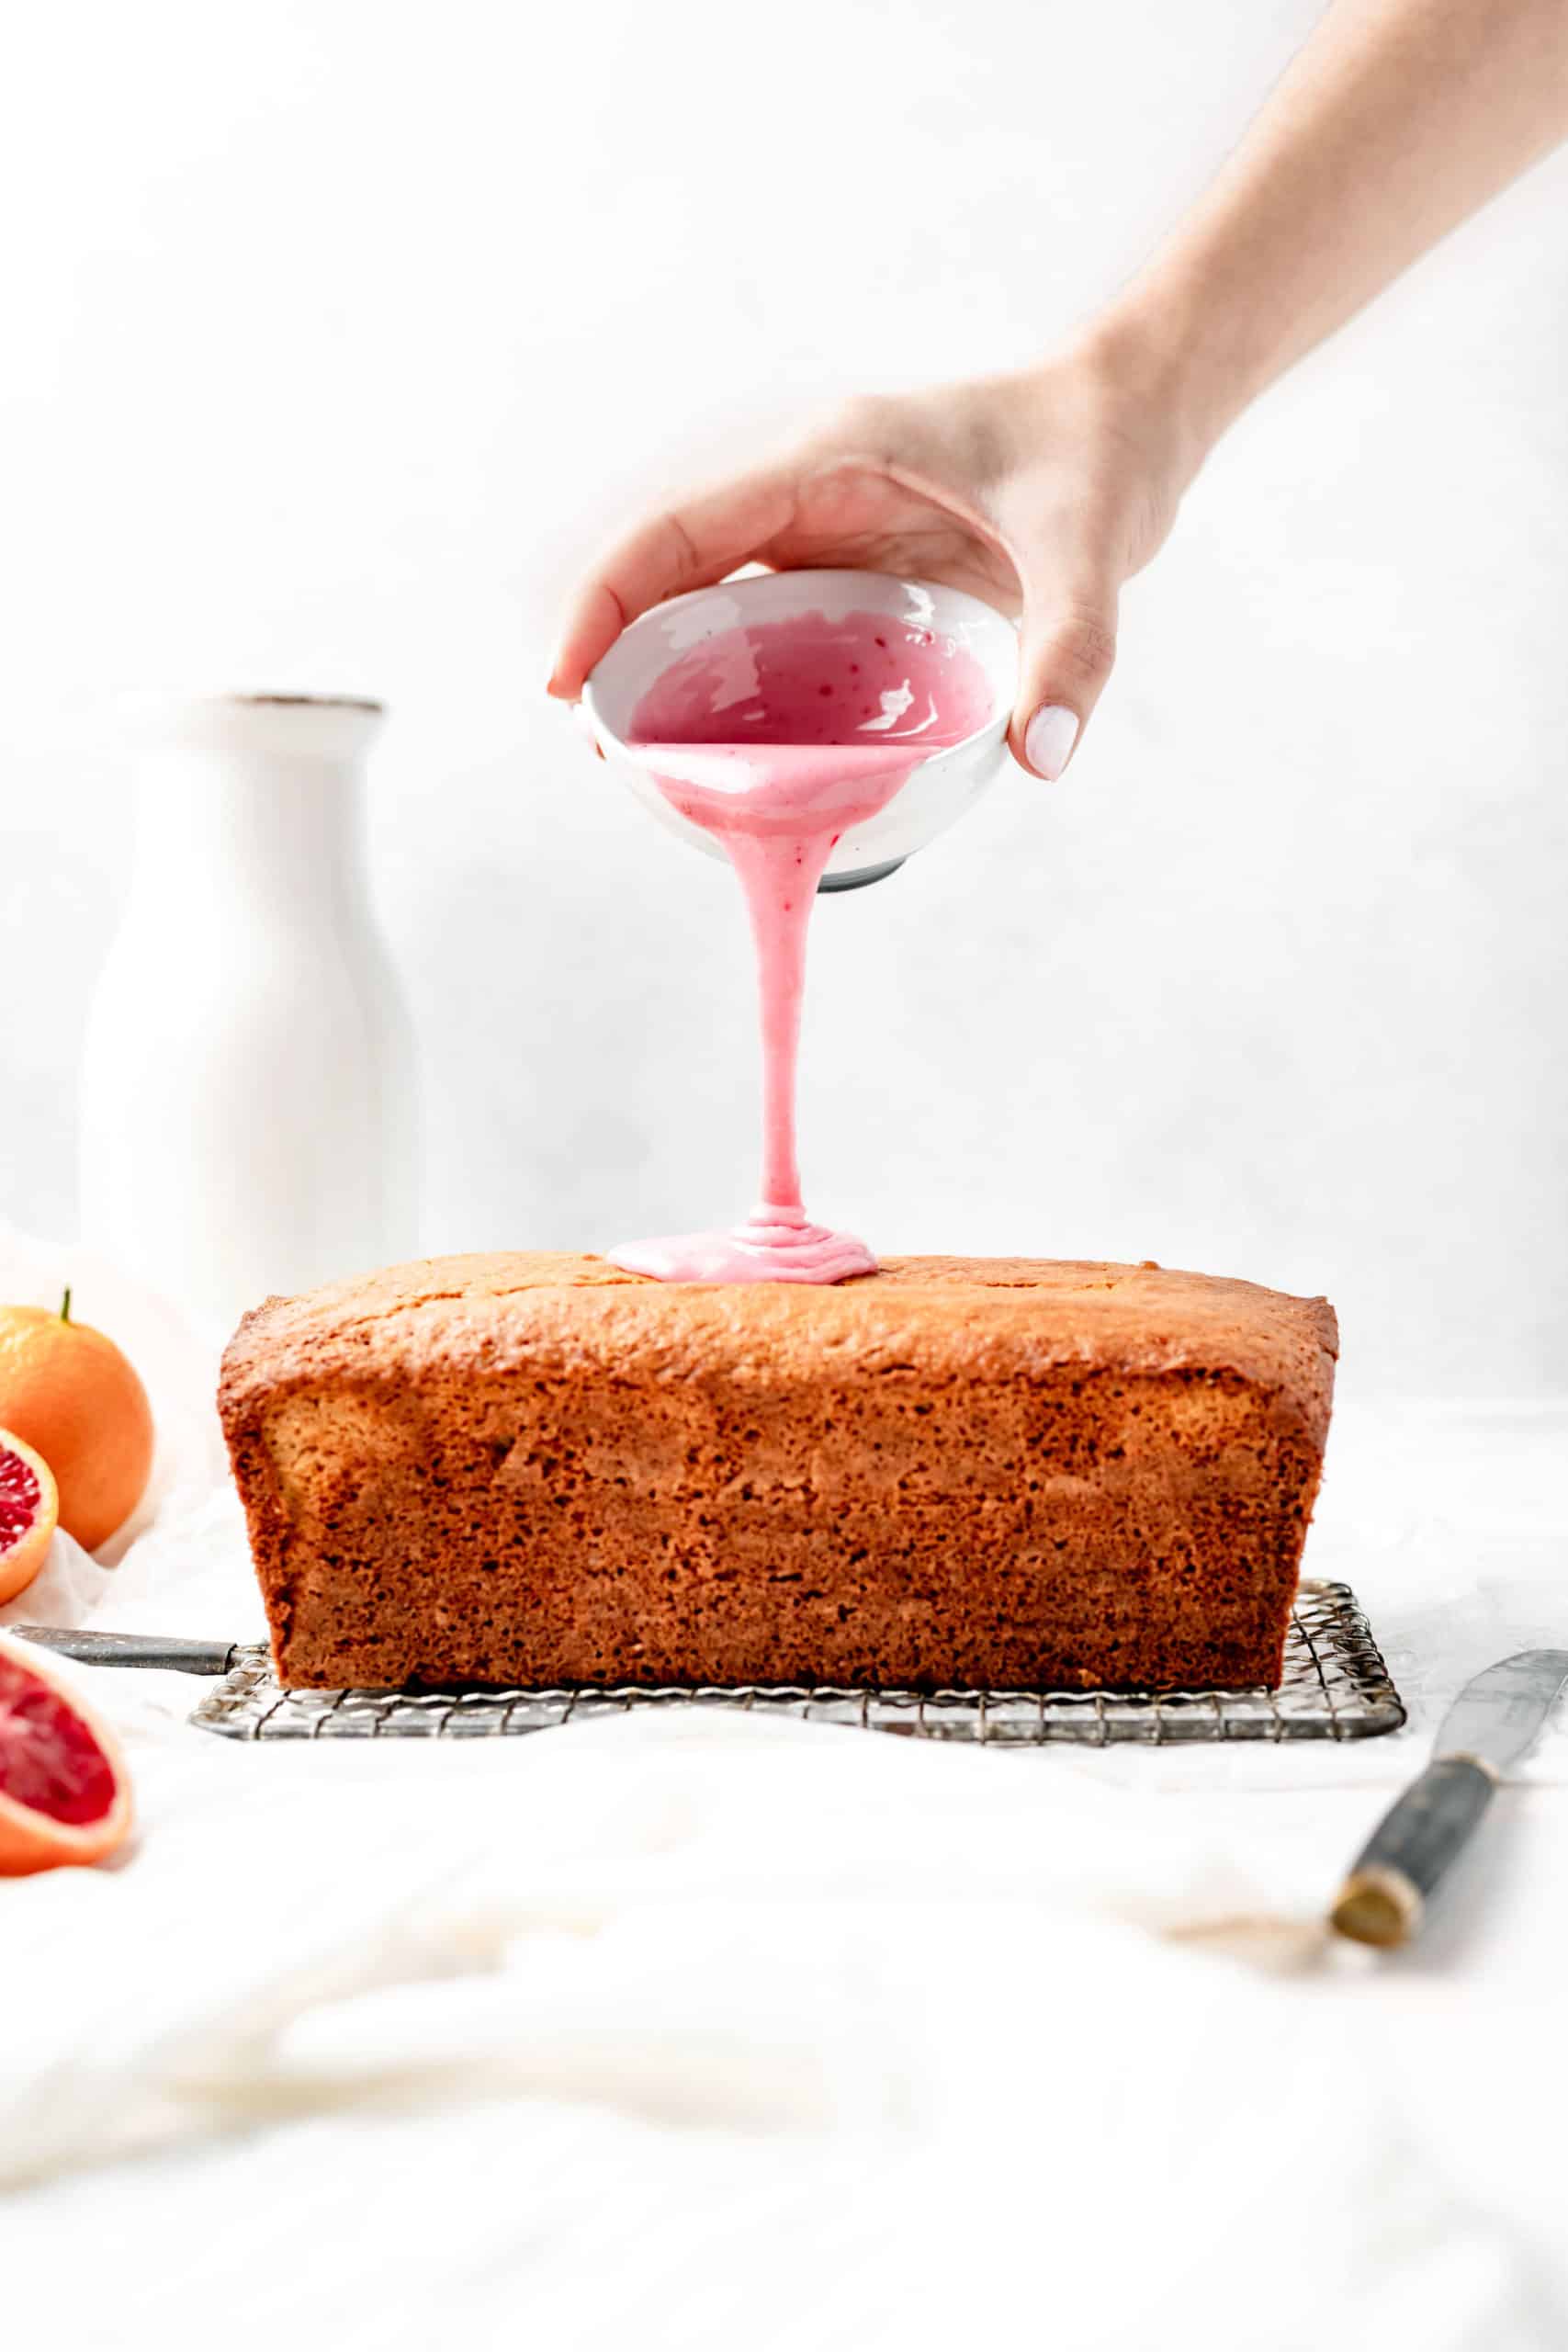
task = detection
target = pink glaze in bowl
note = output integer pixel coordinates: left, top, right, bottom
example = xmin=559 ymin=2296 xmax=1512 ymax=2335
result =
xmin=581 ymin=570 xmax=1017 ymax=884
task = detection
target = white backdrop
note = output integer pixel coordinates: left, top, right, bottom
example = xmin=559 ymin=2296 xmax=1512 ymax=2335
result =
xmin=2 ymin=0 xmax=1565 ymax=1391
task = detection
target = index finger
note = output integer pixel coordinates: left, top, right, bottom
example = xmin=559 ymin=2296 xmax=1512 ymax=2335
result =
xmin=547 ymin=467 xmax=799 ymax=698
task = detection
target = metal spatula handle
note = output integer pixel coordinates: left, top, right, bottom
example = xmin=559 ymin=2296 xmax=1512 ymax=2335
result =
xmin=1331 ymin=1756 xmax=1495 ymax=1947
xmin=8 ymin=1627 xmax=242 ymax=1676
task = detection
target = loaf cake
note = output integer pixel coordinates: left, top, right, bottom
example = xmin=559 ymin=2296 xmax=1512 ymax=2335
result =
xmin=219 ymin=1253 xmax=1337 ymax=1693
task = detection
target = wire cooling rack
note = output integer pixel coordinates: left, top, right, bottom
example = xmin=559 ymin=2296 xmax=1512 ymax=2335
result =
xmin=188 ymin=1578 xmax=1404 ymax=1747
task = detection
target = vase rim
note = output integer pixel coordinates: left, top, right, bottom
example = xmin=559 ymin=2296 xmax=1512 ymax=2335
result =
xmin=124 ymin=688 xmax=389 ymax=757
xmin=224 ymin=691 xmax=385 ymax=714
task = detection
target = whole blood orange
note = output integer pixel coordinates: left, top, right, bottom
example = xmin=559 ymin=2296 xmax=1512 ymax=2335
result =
xmin=0 ymin=1633 xmax=133 ymax=1874
xmin=0 ymin=1291 xmax=154 ymax=1552
xmin=0 ymin=1429 xmax=59 ymax=1605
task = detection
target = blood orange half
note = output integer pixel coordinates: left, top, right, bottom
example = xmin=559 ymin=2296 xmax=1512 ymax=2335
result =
xmin=0 ymin=1427 xmax=58 ymax=1606
xmin=0 ymin=1633 xmax=133 ymax=1875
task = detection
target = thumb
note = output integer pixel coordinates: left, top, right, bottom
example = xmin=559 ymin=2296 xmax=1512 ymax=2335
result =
xmin=1009 ymin=589 xmax=1119 ymax=779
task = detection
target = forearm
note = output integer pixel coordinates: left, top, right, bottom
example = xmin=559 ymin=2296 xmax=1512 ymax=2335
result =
xmin=1092 ymin=0 xmax=1568 ymax=469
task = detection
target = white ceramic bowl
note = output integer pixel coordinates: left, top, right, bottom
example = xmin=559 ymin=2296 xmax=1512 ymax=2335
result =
xmin=581 ymin=570 xmax=1018 ymax=884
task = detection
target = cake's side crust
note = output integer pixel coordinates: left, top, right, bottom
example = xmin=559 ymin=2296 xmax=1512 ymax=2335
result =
xmin=220 ymin=1254 xmax=1337 ymax=1694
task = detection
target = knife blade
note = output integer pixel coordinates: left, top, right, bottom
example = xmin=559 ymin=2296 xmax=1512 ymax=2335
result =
xmin=1331 ymin=1647 xmax=1568 ymax=1948
xmin=7 ymin=1626 xmax=245 ymax=1676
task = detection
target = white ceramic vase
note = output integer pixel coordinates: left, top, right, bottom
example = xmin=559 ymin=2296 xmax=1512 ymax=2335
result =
xmin=79 ymin=694 xmax=419 ymax=1339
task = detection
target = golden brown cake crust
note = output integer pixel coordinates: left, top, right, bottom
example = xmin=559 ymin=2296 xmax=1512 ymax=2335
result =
xmin=223 ymin=1251 xmax=1337 ymax=1409
xmin=220 ymin=1254 xmax=1337 ymax=1694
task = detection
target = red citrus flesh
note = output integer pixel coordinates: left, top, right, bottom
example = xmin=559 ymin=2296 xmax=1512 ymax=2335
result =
xmin=0 ymin=1428 xmax=58 ymax=1605
xmin=0 ymin=1442 xmax=40 ymax=1549
xmin=0 ymin=1634 xmax=132 ymax=1873
xmin=0 ymin=1648 xmax=117 ymax=1823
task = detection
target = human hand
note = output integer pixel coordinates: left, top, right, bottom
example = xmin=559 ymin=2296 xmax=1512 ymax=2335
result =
xmin=548 ymin=331 xmax=1197 ymax=778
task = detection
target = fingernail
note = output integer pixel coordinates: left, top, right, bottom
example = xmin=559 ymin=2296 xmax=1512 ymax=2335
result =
xmin=1023 ymin=704 xmax=1080 ymax=780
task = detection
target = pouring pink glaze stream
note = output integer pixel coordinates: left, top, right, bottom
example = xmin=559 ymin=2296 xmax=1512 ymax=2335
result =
xmin=608 ymin=609 xmax=993 ymax=1283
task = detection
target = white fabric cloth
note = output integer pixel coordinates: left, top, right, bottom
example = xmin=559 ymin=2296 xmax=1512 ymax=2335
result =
xmin=4 ymin=1222 xmax=1567 ymax=2351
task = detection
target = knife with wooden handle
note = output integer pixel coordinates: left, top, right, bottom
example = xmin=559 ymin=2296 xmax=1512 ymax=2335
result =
xmin=1331 ymin=1647 xmax=1568 ymax=1948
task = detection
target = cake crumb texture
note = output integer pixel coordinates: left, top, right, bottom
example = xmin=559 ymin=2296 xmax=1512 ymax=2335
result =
xmin=219 ymin=1253 xmax=1337 ymax=1693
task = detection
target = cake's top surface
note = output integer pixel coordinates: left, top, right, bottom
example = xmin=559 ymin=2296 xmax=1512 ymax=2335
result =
xmin=220 ymin=1253 xmax=1337 ymax=1422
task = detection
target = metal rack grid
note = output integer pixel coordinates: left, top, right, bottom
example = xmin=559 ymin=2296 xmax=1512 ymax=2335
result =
xmin=189 ymin=1577 xmax=1404 ymax=1747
